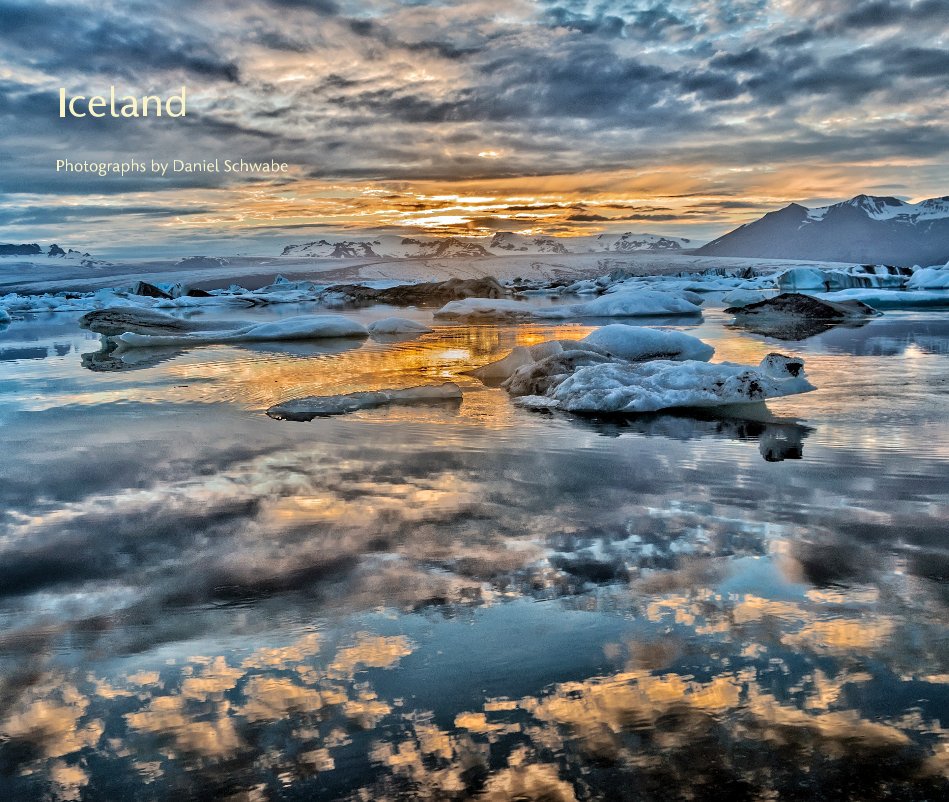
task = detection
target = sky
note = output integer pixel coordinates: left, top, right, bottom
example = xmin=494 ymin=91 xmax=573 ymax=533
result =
xmin=0 ymin=0 xmax=947 ymax=256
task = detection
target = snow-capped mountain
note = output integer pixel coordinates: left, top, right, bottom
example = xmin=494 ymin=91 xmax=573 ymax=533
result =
xmin=594 ymin=233 xmax=692 ymax=252
xmin=697 ymin=194 xmax=949 ymax=266
xmin=489 ymin=232 xmax=570 ymax=254
xmin=281 ymin=231 xmax=694 ymax=259
xmin=281 ymin=236 xmax=492 ymax=259
xmin=0 ymin=243 xmax=110 ymax=266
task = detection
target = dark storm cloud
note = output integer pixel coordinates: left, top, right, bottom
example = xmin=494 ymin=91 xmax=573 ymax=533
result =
xmin=0 ymin=1 xmax=239 ymax=82
xmin=0 ymin=0 xmax=946 ymax=243
xmin=544 ymin=6 xmax=627 ymax=37
xmin=262 ymin=0 xmax=340 ymax=13
xmin=838 ymin=0 xmax=949 ymax=29
xmin=0 ymin=205 xmax=214 ymax=227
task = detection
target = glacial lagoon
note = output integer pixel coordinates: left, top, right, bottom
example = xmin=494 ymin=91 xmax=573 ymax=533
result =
xmin=1 ymin=300 xmax=948 ymax=800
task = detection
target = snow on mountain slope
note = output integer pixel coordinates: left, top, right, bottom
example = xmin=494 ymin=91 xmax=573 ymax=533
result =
xmin=698 ymin=194 xmax=949 ymax=265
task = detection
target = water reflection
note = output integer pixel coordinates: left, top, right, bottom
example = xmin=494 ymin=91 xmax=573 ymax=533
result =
xmin=0 ymin=307 xmax=947 ymax=800
xmin=548 ymin=409 xmax=811 ymax=462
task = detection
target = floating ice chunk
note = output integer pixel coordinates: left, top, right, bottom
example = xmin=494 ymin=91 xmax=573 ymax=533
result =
xmin=503 ymin=350 xmax=615 ymax=397
xmin=0 ymin=307 xmax=10 ymax=324
xmin=906 ymin=267 xmax=949 ymax=290
xmin=114 ymin=315 xmax=368 ymax=349
xmin=520 ymin=353 xmax=814 ymax=413
xmin=467 ymin=340 xmax=569 ymax=382
xmin=79 ymin=307 xmax=228 ymax=336
xmin=434 ymin=298 xmax=534 ymax=321
xmin=468 ymin=345 xmax=537 ymax=382
xmin=366 ymin=317 xmax=433 ymax=335
xmin=533 ymin=290 xmax=702 ymax=319
xmin=267 ymin=382 xmax=462 ymax=420
xmin=579 ymin=324 xmax=714 ymax=362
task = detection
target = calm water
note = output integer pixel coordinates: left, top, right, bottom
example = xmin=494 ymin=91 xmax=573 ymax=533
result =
xmin=1 ymin=300 xmax=948 ymax=801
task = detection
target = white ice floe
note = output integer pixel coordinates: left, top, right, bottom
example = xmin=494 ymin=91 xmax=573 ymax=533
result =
xmin=366 ymin=317 xmax=433 ymax=335
xmin=578 ymin=324 xmax=714 ymax=361
xmin=815 ymin=288 xmax=949 ymax=308
xmin=267 ymin=382 xmax=462 ymax=420
xmin=467 ymin=325 xmax=712 ymax=383
xmin=434 ymin=298 xmax=534 ymax=321
xmin=114 ymin=315 xmax=368 ymax=349
xmin=0 ymin=307 xmax=10 ymax=324
xmin=516 ymin=353 xmax=814 ymax=413
xmin=533 ymin=290 xmax=702 ymax=319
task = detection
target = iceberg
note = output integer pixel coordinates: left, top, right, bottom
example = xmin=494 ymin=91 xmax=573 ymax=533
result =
xmin=776 ymin=265 xmax=911 ymax=291
xmin=532 ymin=290 xmax=702 ymax=319
xmin=467 ymin=326 xmax=712 ymax=384
xmin=434 ymin=290 xmax=701 ymax=322
xmin=514 ymin=353 xmax=814 ymax=413
xmin=721 ymin=288 xmax=770 ymax=308
xmin=906 ymin=267 xmax=949 ymax=290
xmin=467 ymin=341 xmax=565 ymax=382
xmin=267 ymin=382 xmax=463 ymax=420
xmin=579 ymin=324 xmax=714 ymax=362
xmin=434 ymin=298 xmax=534 ymax=322
xmin=79 ymin=307 xmax=229 ymax=336
xmin=814 ymin=288 xmax=949 ymax=309
xmin=114 ymin=315 xmax=369 ymax=349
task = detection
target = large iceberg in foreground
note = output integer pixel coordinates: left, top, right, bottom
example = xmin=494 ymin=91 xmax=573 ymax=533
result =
xmin=514 ymin=354 xmax=815 ymax=413
xmin=467 ymin=325 xmax=713 ymax=384
xmin=267 ymin=382 xmax=462 ymax=420
xmin=114 ymin=315 xmax=368 ymax=349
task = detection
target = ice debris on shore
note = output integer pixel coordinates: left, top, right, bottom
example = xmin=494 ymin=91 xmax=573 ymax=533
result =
xmin=114 ymin=315 xmax=368 ymax=349
xmin=267 ymin=382 xmax=462 ymax=420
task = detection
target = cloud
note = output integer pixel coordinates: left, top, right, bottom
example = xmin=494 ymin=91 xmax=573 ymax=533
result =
xmin=0 ymin=0 xmax=945 ymax=247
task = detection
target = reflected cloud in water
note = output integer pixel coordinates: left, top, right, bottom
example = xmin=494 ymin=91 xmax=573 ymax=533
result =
xmin=0 ymin=308 xmax=947 ymax=799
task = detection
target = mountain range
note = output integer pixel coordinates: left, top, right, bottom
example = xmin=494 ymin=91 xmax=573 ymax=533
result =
xmin=0 ymin=243 xmax=109 ymax=266
xmin=280 ymin=232 xmax=693 ymax=259
xmin=696 ymin=195 xmax=949 ymax=266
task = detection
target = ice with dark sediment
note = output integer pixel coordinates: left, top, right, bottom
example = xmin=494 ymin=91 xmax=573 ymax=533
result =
xmin=113 ymin=315 xmax=369 ymax=349
xmin=267 ymin=382 xmax=463 ymax=420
